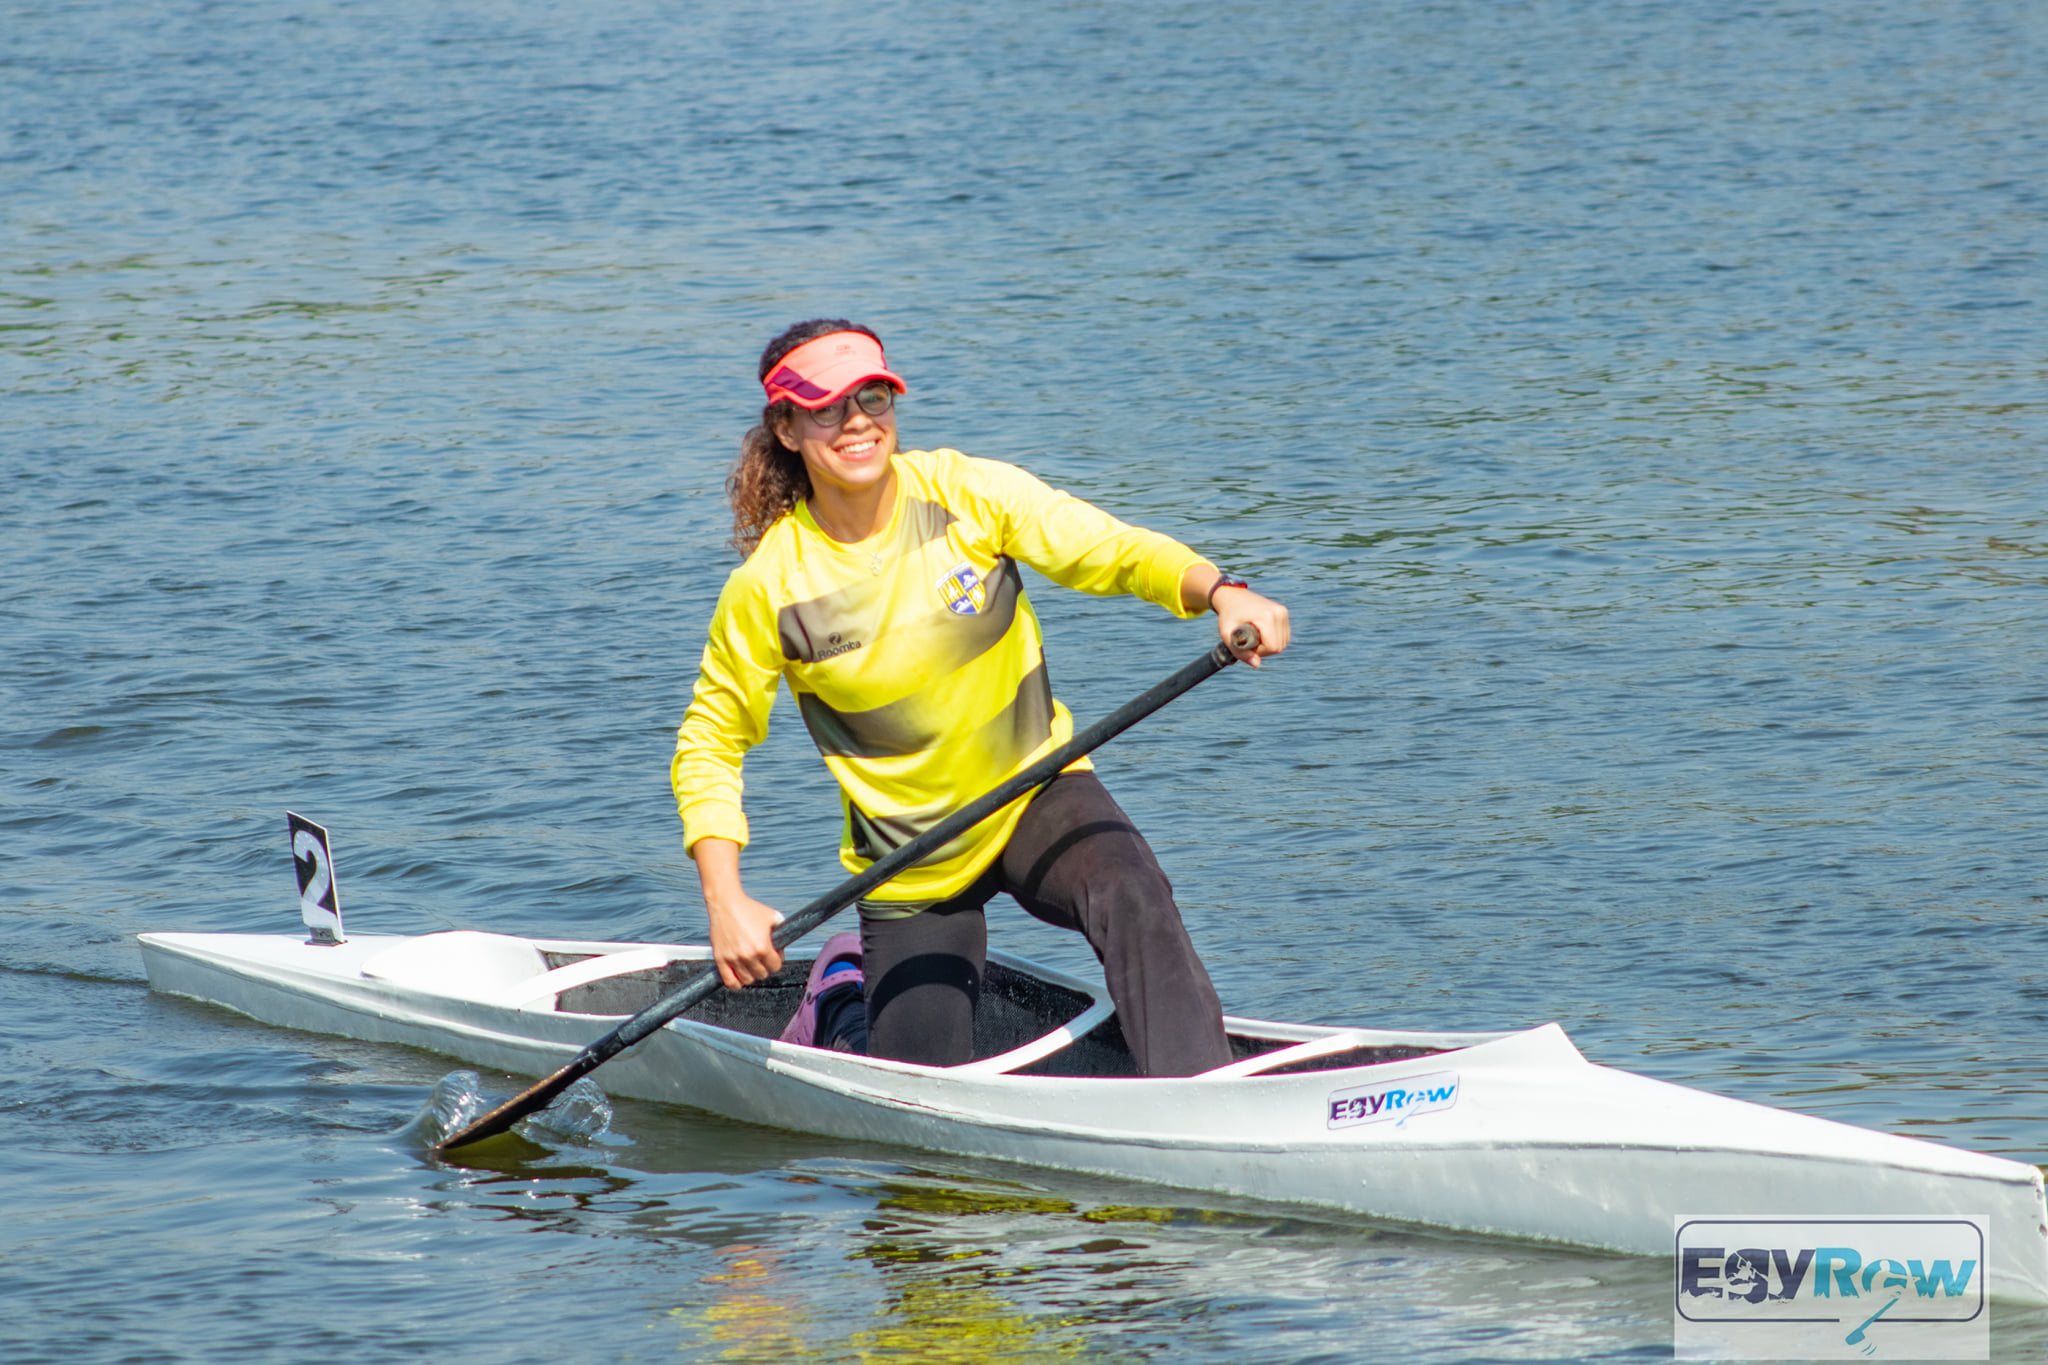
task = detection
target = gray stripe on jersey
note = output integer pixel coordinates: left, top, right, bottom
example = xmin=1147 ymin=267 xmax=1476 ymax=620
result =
xmin=842 ymin=665 xmax=1056 ymax=867
xmin=790 ymin=558 xmax=1025 ymax=756
xmin=776 ymin=498 xmax=958 ymax=663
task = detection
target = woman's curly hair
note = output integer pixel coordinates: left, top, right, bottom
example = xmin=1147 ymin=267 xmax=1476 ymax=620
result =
xmin=727 ymin=318 xmax=886 ymax=556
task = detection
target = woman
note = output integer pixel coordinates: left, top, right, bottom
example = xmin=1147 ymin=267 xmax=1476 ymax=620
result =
xmin=673 ymin=319 xmax=1290 ymax=1075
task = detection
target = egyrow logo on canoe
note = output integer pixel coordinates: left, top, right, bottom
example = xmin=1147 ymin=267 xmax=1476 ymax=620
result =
xmin=1326 ymin=1070 xmax=1459 ymax=1130
xmin=1673 ymin=1216 xmax=1987 ymax=1360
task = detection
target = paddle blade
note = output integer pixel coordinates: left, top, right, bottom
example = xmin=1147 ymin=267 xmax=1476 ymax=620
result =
xmin=435 ymin=1055 xmax=597 ymax=1153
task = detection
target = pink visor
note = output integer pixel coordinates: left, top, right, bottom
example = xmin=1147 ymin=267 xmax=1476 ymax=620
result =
xmin=762 ymin=330 xmax=907 ymax=408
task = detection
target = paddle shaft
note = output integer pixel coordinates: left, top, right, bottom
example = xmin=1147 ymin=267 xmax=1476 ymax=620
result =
xmin=436 ymin=625 xmax=1258 ymax=1151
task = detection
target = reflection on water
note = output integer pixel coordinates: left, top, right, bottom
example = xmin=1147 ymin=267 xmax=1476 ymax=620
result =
xmin=646 ymin=1162 xmax=1669 ymax=1364
xmin=681 ymin=1235 xmax=1096 ymax=1365
xmin=685 ymin=1245 xmax=819 ymax=1362
xmin=842 ymin=1278 xmax=1092 ymax=1365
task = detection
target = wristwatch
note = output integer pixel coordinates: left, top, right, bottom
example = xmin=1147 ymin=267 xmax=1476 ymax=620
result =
xmin=1206 ymin=574 xmax=1250 ymax=611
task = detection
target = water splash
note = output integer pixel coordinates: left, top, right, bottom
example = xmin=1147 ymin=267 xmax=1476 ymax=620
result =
xmin=397 ymin=1070 xmax=490 ymax=1147
xmin=517 ymin=1077 xmax=615 ymax=1145
xmin=396 ymin=1072 xmax=617 ymax=1150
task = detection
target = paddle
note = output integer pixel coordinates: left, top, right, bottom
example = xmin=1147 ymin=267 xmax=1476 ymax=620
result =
xmin=434 ymin=624 xmax=1261 ymax=1153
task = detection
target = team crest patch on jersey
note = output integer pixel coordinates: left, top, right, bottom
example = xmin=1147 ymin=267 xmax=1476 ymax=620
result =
xmin=936 ymin=561 xmax=988 ymax=616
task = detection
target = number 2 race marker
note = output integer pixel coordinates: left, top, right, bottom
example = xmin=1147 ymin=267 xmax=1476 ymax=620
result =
xmin=287 ymin=812 xmax=346 ymax=945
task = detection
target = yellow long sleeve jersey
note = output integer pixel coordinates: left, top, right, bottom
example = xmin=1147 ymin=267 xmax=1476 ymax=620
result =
xmin=673 ymin=448 xmax=1210 ymax=905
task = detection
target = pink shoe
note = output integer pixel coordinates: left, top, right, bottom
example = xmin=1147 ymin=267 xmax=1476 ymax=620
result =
xmin=777 ymin=931 xmax=864 ymax=1048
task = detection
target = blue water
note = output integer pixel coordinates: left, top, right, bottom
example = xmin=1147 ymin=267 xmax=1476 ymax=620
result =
xmin=4 ymin=0 xmax=2046 ymax=1360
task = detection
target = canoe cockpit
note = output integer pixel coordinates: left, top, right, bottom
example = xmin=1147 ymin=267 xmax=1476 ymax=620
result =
xmin=354 ymin=930 xmax=1452 ymax=1080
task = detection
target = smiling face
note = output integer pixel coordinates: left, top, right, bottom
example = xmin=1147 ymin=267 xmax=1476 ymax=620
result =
xmin=774 ymin=390 xmax=900 ymax=504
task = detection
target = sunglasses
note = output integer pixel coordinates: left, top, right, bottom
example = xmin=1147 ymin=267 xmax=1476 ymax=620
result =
xmin=796 ymin=380 xmax=897 ymax=428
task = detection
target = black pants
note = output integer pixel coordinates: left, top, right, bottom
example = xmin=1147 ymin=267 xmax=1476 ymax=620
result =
xmin=859 ymin=772 xmax=1232 ymax=1077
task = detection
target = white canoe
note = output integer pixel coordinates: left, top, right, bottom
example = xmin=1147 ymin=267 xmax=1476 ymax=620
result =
xmin=139 ymin=927 xmax=2048 ymax=1302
